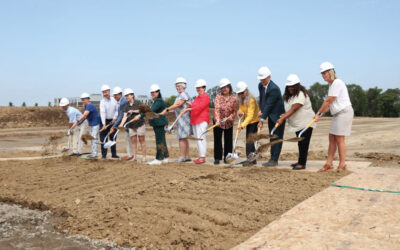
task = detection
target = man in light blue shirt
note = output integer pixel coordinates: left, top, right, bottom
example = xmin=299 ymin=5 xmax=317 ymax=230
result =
xmin=60 ymin=98 xmax=88 ymax=156
xmin=110 ymin=86 xmax=133 ymax=160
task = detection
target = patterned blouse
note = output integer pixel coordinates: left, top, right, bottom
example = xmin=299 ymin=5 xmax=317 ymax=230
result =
xmin=213 ymin=93 xmax=238 ymax=129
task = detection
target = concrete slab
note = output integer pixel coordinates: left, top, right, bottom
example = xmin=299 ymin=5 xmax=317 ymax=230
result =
xmin=233 ymin=162 xmax=400 ymax=250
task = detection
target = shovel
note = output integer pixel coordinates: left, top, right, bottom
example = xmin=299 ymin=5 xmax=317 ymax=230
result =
xmin=62 ymin=127 xmax=75 ymax=152
xmin=184 ymin=135 xmax=203 ymax=141
xmin=100 ymin=122 xmax=114 ymax=132
xmin=285 ymin=113 xmax=325 ymax=142
xmin=247 ymin=127 xmax=261 ymax=162
xmin=104 ymin=130 xmax=119 ymax=149
xmin=165 ymin=112 xmax=185 ymax=134
xmin=226 ymin=116 xmax=242 ymax=163
xmin=200 ymin=118 xmax=228 ymax=137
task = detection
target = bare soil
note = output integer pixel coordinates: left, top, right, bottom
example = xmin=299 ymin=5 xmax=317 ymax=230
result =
xmin=0 ymin=158 xmax=347 ymax=249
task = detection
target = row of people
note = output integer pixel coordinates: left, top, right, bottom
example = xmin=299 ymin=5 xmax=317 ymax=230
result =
xmin=60 ymin=61 xmax=353 ymax=170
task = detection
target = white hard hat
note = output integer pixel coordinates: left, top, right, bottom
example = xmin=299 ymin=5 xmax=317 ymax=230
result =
xmin=59 ymin=98 xmax=69 ymax=106
xmin=101 ymin=84 xmax=110 ymax=92
xmin=112 ymin=86 xmax=122 ymax=95
xmin=175 ymin=77 xmax=187 ymax=85
xmin=320 ymin=62 xmax=334 ymax=73
xmin=257 ymin=66 xmax=271 ymax=80
xmin=80 ymin=92 xmax=90 ymax=99
xmin=123 ymin=88 xmax=134 ymax=96
xmin=195 ymin=79 xmax=207 ymax=88
xmin=219 ymin=78 xmax=231 ymax=88
xmin=285 ymin=74 xmax=300 ymax=86
xmin=236 ymin=81 xmax=248 ymax=93
xmin=150 ymin=84 xmax=160 ymax=92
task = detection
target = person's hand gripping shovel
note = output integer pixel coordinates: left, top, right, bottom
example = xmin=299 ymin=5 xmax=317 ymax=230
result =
xmin=285 ymin=113 xmax=324 ymax=142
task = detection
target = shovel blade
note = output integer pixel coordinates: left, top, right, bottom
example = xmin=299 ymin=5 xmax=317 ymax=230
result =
xmin=247 ymin=152 xmax=258 ymax=162
xmin=104 ymin=141 xmax=116 ymax=149
xmin=225 ymin=153 xmax=238 ymax=163
xmin=285 ymin=137 xmax=304 ymax=142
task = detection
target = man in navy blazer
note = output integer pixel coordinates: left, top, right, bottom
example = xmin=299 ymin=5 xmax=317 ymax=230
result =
xmin=110 ymin=86 xmax=133 ymax=160
xmin=257 ymin=66 xmax=285 ymax=166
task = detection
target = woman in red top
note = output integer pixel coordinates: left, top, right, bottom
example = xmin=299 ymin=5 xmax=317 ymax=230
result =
xmin=182 ymin=79 xmax=210 ymax=164
xmin=213 ymin=78 xmax=238 ymax=164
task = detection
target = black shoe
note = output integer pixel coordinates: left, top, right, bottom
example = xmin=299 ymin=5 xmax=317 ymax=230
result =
xmin=68 ymin=153 xmax=77 ymax=157
xmin=292 ymin=163 xmax=306 ymax=169
xmin=242 ymin=160 xmax=256 ymax=167
xmin=290 ymin=162 xmax=298 ymax=167
xmin=214 ymin=159 xmax=220 ymax=165
xmin=112 ymin=155 xmax=120 ymax=159
xmin=293 ymin=165 xmax=306 ymax=170
xmin=262 ymin=160 xmax=278 ymax=167
xmin=223 ymin=159 xmax=228 ymax=164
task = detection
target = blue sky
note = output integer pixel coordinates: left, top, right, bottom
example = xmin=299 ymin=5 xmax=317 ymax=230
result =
xmin=0 ymin=0 xmax=399 ymax=106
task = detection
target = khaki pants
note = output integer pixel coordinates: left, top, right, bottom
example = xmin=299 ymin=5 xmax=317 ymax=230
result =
xmin=72 ymin=120 xmax=88 ymax=154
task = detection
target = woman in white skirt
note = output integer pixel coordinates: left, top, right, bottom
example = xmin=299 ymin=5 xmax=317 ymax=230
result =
xmin=314 ymin=62 xmax=354 ymax=171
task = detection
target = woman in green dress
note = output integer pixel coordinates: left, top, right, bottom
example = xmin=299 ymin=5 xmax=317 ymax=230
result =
xmin=147 ymin=84 xmax=169 ymax=165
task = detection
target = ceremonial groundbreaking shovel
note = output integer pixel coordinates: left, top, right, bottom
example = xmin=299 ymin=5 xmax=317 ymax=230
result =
xmin=165 ymin=112 xmax=185 ymax=134
xmin=225 ymin=116 xmax=242 ymax=163
xmin=200 ymin=118 xmax=228 ymax=137
xmin=285 ymin=113 xmax=325 ymax=142
xmin=104 ymin=130 xmax=119 ymax=149
xmin=62 ymin=127 xmax=74 ymax=152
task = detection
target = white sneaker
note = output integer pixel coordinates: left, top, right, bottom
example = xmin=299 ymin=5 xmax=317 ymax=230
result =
xmin=147 ymin=159 xmax=162 ymax=165
xmin=162 ymin=158 xmax=169 ymax=164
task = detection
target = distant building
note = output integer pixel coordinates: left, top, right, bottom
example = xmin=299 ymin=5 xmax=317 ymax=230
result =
xmin=136 ymin=95 xmax=153 ymax=105
xmin=54 ymin=94 xmax=153 ymax=107
xmin=54 ymin=94 xmax=102 ymax=107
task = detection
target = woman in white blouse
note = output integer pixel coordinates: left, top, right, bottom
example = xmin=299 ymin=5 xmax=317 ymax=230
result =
xmin=314 ymin=62 xmax=354 ymax=172
xmin=276 ymin=74 xmax=315 ymax=170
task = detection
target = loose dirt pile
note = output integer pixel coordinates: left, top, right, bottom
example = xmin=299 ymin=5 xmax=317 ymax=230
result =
xmin=0 ymin=158 xmax=348 ymax=249
xmin=354 ymin=152 xmax=400 ymax=167
xmin=0 ymin=107 xmax=67 ymax=128
xmin=41 ymin=135 xmax=63 ymax=156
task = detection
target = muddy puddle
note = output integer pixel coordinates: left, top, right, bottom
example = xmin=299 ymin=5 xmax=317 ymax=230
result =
xmin=0 ymin=203 xmax=133 ymax=250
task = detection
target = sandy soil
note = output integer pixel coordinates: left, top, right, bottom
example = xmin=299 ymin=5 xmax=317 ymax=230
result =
xmin=0 ymin=157 xmax=347 ymax=249
xmin=0 ymin=108 xmax=399 ymax=249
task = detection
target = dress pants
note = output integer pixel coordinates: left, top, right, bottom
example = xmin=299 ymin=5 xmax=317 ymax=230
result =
xmin=295 ymin=127 xmax=313 ymax=166
xmin=245 ymin=122 xmax=258 ymax=157
xmin=100 ymin=119 xmax=117 ymax=157
xmin=213 ymin=124 xmax=233 ymax=161
xmin=268 ymin=118 xmax=285 ymax=162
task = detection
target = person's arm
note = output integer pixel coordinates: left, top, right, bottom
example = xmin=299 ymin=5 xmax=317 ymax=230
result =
xmin=73 ymin=110 xmax=89 ymax=127
xmin=314 ymin=97 xmax=335 ymax=122
xmin=214 ymin=95 xmax=222 ymax=123
xmin=227 ymin=96 xmax=238 ymax=122
xmin=100 ymin=101 xmax=106 ymax=126
xmin=276 ymin=103 xmax=303 ymax=125
xmin=113 ymin=105 xmax=124 ymax=128
xmin=112 ymin=101 xmax=118 ymax=122
xmin=119 ymin=113 xmax=128 ymax=128
xmin=240 ymin=98 xmax=256 ymax=129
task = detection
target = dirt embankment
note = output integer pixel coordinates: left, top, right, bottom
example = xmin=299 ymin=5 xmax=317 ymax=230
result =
xmin=0 ymin=158 xmax=347 ymax=249
xmin=0 ymin=107 xmax=67 ymax=128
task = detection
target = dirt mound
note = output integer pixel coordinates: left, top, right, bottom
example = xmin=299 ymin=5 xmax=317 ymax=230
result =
xmin=0 ymin=107 xmax=67 ymax=128
xmin=0 ymin=158 xmax=348 ymax=249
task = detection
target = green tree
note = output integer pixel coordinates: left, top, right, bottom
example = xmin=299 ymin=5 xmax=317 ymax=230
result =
xmin=22 ymin=102 xmax=26 ymax=107
xmin=48 ymin=101 xmax=52 ymax=107
xmin=377 ymin=88 xmax=400 ymax=117
xmin=165 ymin=95 xmax=177 ymax=107
xmin=347 ymin=84 xmax=367 ymax=116
xmin=308 ymin=82 xmax=328 ymax=112
xmin=206 ymin=86 xmax=220 ymax=108
xmin=366 ymin=87 xmax=382 ymax=116
xmin=9 ymin=102 xmax=13 ymax=107
xmin=34 ymin=103 xmax=39 ymax=107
